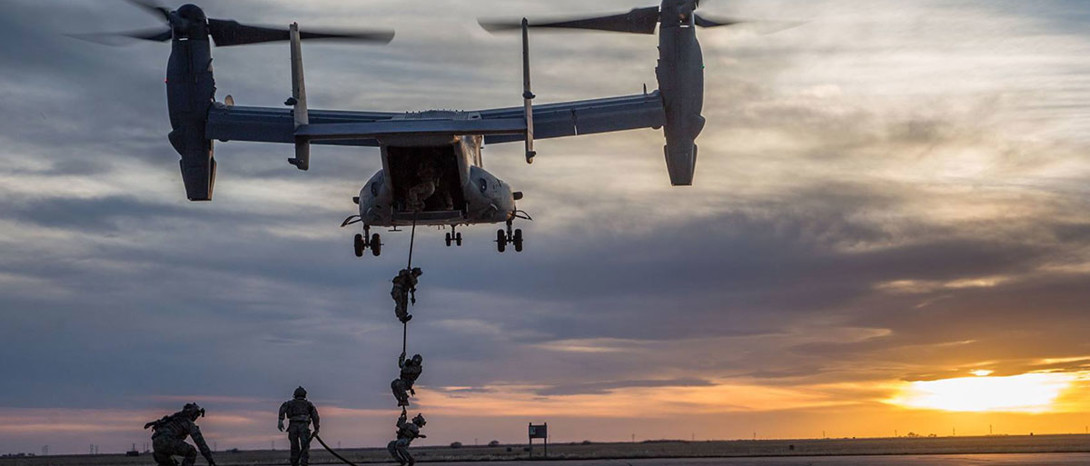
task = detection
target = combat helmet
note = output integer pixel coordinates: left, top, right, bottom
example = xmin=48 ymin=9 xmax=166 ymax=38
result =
xmin=181 ymin=403 xmax=205 ymax=420
xmin=412 ymin=413 xmax=426 ymax=427
xmin=294 ymin=386 xmax=307 ymax=399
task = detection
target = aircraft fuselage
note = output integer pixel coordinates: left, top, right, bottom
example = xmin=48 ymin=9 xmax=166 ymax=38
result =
xmin=356 ymin=124 xmax=517 ymax=228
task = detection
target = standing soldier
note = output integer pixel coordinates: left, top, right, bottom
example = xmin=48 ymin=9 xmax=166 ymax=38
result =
xmin=391 ymin=267 xmax=423 ymax=323
xmin=391 ymin=352 xmax=424 ymax=407
xmin=387 ymin=408 xmax=427 ymax=466
xmin=278 ymin=386 xmax=320 ymax=466
xmin=144 ymin=403 xmax=216 ymax=466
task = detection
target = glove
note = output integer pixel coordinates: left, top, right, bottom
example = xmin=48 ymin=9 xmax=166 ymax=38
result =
xmin=313 ymin=427 xmax=320 ymax=435
xmin=409 ymin=388 xmax=416 ymax=396
xmin=278 ymin=421 xmax=284 ymax=432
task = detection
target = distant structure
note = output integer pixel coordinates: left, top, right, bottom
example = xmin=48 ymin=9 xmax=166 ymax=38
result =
xmin=529 ymin=423 xmax=548 ymax=458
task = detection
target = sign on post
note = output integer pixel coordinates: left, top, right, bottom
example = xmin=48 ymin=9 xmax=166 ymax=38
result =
xmin=528 ymin=422 xmax=548 ymax=458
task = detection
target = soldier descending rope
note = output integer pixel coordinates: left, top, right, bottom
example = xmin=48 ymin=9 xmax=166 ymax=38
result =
xmin=278 ymin=386 xmax=320 ymax=466
xmin=391 ymin=352 xmax=424 ymax=407
xmin=144 ymin=403 xmax=217 ymax=466
xmin=387 ymin=408 xmax=427 ymax=466
xmin=391 ymin=267 xmax=422 ymax=324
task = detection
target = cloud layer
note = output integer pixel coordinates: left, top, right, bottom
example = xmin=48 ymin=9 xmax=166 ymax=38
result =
xmin=0 ymin=0 xmax=1089 ymax=455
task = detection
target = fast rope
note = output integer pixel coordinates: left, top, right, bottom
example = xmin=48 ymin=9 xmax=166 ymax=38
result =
xmin=312 ymin=433 xmax=360 ymax=466
xmin=402 ymin=214 xmax=417 ymax=356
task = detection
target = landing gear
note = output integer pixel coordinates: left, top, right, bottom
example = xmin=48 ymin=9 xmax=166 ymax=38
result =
xmin=496 ymin=220 xmax=525 ymax=253
xmin=445 ymin=227 xmax=463 ymax=247
xmin=354 ymin=226 xmax=382 ymax=257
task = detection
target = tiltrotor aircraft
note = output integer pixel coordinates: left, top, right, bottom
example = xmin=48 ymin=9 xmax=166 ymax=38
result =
xmin=95 ymin=0 xmax=739 ymax=256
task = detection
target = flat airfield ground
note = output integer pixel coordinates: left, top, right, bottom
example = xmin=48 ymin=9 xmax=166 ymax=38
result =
xmin=3 ymin=434 xmax=1090 ymax=465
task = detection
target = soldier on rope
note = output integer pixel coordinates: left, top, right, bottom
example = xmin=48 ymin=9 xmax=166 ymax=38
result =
xmin=391 ymin=267 xmax=423 ymax=323
xmin=387 ymin=408 xmax=427 ymax=466
xmin=391 ymin=352 xmax=424 ymax=407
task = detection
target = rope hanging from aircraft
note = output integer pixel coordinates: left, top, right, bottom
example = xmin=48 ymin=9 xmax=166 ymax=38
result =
xmin=402 ymin=215 xmax=417 ymax=355
xmin=307 ymin=216 xmax=424 ymax=466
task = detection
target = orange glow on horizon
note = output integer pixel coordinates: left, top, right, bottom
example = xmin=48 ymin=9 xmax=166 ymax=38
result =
xmin=887 ymin=373 xmax=1079 ymax=413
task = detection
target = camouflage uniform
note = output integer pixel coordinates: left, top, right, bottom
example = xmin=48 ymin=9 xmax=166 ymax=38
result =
xmin=387 ymin=409 xmax=426 ymax=466
xmin=391 ymin=268 xmax=422 ymax=323
xmin=146 ymin=404 xmax=215 ymax=466
xmin=278 ymin=387 xmax=320 ymax=466
xmin=391 ymin=353 xmax=423 ymax=407
xmin=406 ymin=161 xmax=439 ymax=212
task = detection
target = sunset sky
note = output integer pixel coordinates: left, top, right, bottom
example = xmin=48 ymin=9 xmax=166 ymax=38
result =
xmin=1 ymin=0 xmax=1090 ymax=455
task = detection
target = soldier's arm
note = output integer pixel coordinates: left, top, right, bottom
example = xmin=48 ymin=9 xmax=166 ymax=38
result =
xmin=190 ymin=424 xmax=215 ymax=465
xmin=397 ymin=409 xmax=407 ymax=427
xmin=278 ymin=402 xmax=287 ymax=431
xmin=399 ymin=352 xmax=406 ymax=368
xmin=310 ymin=402 xmax=320 ymax=432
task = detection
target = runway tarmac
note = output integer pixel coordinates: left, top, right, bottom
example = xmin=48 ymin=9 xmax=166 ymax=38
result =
xmin=434 ymin=452 xmax=1090 ymax=465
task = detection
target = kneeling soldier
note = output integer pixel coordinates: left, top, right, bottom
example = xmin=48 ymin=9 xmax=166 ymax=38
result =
xmin=145 ymin=403 xmax=216 ymax=466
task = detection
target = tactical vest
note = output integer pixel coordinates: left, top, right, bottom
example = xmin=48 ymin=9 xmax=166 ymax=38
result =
xmin=149 ymin=414 xmax=192 ymax=440
xmin=283 ymin=399 xmax=313 ymax=423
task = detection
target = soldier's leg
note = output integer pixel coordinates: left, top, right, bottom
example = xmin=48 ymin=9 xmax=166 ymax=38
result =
xmin=152 ymin=437 xmax=177 ymax=466
xmin=387 ymin=440 xmax=405 ymax=465
xmin=395 ymin=294 xmax=411 ymax=322
xmin=396 ymin=440 xmax=414 ymax=466
xmin=177 ymin=442 xmax=198 ymax=466
xmin=391 ymin=379 xmax=409 ymax=406
xmin=288 ymin=424 xmax=302 ymax=466
xmin=298 ymin=425 xmax=312 ymax=466
xmin=152 ymin=449 xmax=178 ymax=466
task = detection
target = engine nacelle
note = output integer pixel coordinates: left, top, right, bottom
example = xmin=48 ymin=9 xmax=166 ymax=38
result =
xmin=656 ymin=0 xmax=705 ymax=186
xmin=166 ymin=13 xmax=217 ymax=201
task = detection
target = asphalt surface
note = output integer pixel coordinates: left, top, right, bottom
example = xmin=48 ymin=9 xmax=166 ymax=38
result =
xmin=431 ymin=453 xmax=1090 ymax=465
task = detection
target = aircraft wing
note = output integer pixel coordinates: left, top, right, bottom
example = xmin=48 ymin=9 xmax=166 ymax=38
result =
xmin=206 ymin=90 xmax=664 ymax=147
xmin=479 ymin=90 xmax=665 ymax=144
xmin=206 ymin=105 xmax=401 ymax=147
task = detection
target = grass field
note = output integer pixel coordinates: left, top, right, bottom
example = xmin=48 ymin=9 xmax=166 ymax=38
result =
xmin=3 ymin=434 xmax=1090 ymax=465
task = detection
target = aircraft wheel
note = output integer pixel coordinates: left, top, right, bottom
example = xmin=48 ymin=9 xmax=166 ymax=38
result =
xmin=455 ymin=232 xmax=463 ymax=246
xmin=354 ymin=234 xmax=365 ymax=258
xmin=496 ymin=229 xmax=506 ymax=253
xmin=371 ymin=233 xmax=382 ymax=257
xmin=513 ymin=229 xmax=524 ymax=252
xmin=445 ymin=232 xmax=452 ymax=247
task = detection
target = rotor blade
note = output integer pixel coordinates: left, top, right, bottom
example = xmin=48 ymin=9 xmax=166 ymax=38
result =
xmin=481 ymin=6 xmax=661 ymax=35
xmin=67 ymin=28 xmax=172 ymax=45
xmin=207 ymin=19 xmax=394 ymax=47
xmin=123 ymin=0 xmax=171 ymax=22
xmin=693 ymin=14 xmax=745 ymax=28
